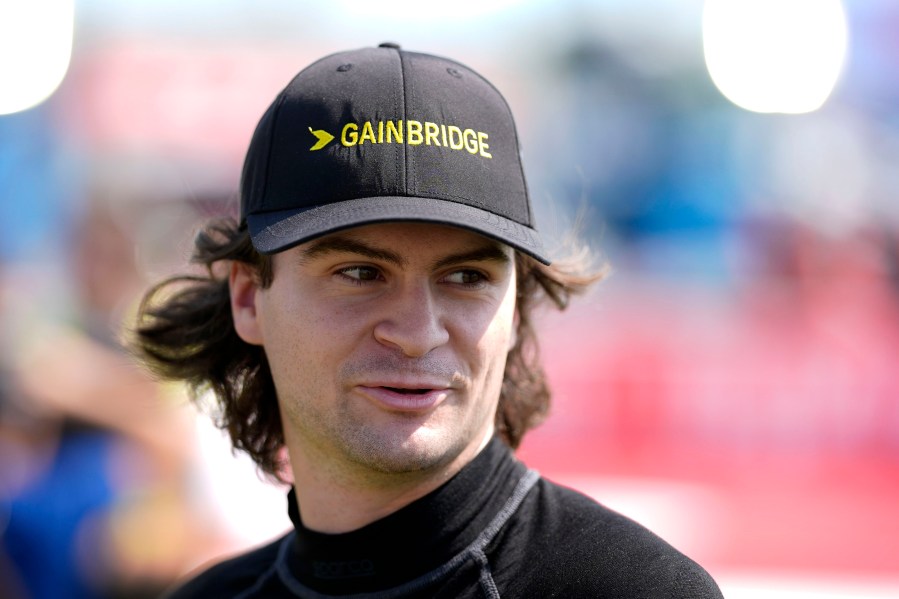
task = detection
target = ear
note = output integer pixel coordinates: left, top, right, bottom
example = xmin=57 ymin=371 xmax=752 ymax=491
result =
xmin=230 ymin=261 xmax=264 ymax=345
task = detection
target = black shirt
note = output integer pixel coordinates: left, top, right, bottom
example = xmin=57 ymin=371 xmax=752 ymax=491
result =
xmin=167 ymin=438 xmax=723 ymax=598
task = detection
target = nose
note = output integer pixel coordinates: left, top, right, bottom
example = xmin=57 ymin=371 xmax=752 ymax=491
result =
xmin=372 ymin=281 xmax=449 ymax=358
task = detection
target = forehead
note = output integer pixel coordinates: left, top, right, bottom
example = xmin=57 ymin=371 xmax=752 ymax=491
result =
xmin=291 ymin=222 xmax=514 ymax=264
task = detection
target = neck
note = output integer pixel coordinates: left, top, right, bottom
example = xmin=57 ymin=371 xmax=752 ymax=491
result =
xmin=287 ymin=429 xmax=494 ymax=534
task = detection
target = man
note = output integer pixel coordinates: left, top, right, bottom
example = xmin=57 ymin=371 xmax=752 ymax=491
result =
xmin=135 ymin=43 xmax=723 ymax=598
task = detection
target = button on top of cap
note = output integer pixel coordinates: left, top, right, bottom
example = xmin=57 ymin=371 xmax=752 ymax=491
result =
xmin=379 ymin=42 xmax=401 ymax=49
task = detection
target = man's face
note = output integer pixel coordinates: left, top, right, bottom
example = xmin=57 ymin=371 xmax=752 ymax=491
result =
xmin=231 ymin=222 xmax=517 ymax=481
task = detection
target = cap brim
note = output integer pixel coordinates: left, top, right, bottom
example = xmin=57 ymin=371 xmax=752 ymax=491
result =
xmin=246 ymin=196 xmax=550 ymax=264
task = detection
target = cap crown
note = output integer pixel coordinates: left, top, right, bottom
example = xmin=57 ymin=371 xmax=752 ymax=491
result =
xmin=240 ymin=45 xmax=546 ymax=261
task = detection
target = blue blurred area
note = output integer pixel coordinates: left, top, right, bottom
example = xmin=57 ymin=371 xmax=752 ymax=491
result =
xmin=1 ymin=431 xmax=115 ymax=599
xmin=530 ymin=36 xmax=747 ymax=282
xmin=0 ymin=105 xmax=76 ymax=263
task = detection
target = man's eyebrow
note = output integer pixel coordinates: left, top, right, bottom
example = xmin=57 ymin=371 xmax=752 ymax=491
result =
xmin=300 ymin=237 xmax=406 ymax=266
xmin=299 ymin=234 xmax=511 ymax=269
xmin=431 ymin=244 xmax=511 ymax=270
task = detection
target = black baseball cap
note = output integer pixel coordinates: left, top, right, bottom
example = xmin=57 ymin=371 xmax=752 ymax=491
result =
xmin=240 ymin=43 xmax=549 ymax=264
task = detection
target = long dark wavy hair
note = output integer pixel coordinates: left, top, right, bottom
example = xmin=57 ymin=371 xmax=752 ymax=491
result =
xmin=132 ymin=217 xmax=604 ymax=480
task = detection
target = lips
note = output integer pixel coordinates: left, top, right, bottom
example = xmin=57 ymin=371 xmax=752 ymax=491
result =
xmin=355 ymin=383 xmax=451 ymax=412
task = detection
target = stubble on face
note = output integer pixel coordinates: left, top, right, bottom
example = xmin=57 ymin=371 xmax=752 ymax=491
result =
xmin=279 ymin=345 xmax=505 ymax=485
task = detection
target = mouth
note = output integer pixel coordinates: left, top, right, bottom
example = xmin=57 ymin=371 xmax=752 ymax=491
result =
xmin=356 ymin=384 xmax=450 ymax=412
xmin=381 ymin=386 xmax=433 ymax=395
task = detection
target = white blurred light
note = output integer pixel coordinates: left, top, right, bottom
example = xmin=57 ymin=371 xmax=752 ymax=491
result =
xmin=0 ymin=0 xmax=74 ymax=115
xmin=702 ymin=0 xmax=847 ymax=114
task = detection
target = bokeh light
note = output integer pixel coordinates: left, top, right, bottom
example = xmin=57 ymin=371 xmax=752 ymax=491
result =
xmin=703 ymin=0 xmax=848 ymax=114
xmin=0 ymin=0 xmax=74 ymax=115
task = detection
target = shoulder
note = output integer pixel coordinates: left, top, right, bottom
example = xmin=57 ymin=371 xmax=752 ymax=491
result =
xmin=163 ymin=534 xmax=289 ymax=599
xmin=494 ymin=476 xmax=724 ymax=598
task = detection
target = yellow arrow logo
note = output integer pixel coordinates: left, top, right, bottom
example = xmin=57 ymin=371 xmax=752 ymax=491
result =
xmin=308 ymin=127 xmax=334 ymax=151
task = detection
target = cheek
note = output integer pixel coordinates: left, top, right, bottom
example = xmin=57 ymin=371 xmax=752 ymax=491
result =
xmin=256 ymin=288 xmax=320 ymax=392
xmin=467 ymin=287 xmax=517 ymax=378
xmin=258 ymin=289 xmax=372 ymax=386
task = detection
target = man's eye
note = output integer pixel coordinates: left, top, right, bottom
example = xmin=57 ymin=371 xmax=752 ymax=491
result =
xmin=337 ymin=266 xmax=382 ymax=283
xmin=443 ymin=270 xmax=486 ymax=286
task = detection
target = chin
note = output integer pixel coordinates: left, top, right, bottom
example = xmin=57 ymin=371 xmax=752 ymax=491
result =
xmin=341 ymin=425 xmax=477 ymax=476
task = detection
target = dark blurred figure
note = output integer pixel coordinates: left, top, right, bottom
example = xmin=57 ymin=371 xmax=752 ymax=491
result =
xmin=0 ymin=199 xmax=211 ymax=599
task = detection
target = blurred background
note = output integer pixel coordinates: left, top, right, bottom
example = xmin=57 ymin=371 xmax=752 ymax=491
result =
xmin=1 ymin=0 xmax=897 ymax=597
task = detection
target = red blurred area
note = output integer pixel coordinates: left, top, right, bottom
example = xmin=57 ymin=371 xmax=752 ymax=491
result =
xmin=57 ymin=40 xmax=318 ymax=168
xmin=520 ymin=226 xmax=899 ymax=578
